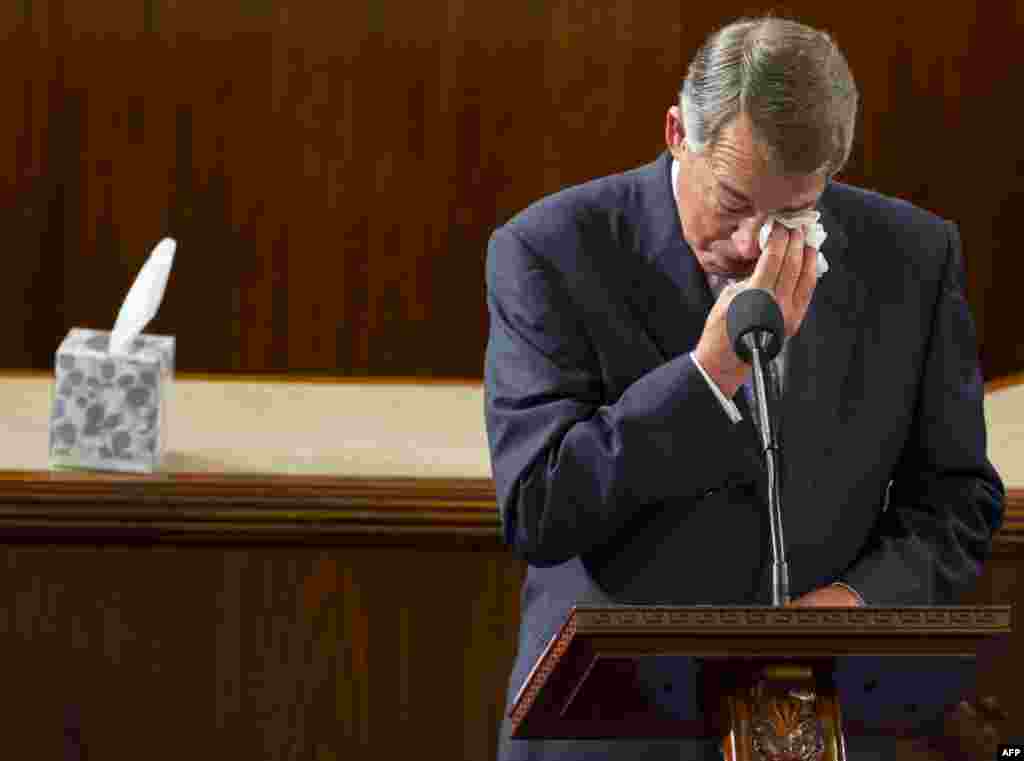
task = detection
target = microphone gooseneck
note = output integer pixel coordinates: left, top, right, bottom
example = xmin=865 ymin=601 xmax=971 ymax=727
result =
xmin=726 ymin=288 xmax=790 ymax=607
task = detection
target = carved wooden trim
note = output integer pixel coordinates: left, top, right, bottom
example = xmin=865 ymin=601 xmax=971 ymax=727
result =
xmin=509 ymin=616 xmax=578 ymax=728
xmin=747 ymin=670 xmax=827 ymax=761
xmin=572 ymin=606 xmax=1012 ymax=632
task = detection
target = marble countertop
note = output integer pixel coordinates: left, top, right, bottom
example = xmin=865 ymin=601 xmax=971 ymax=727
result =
xmin=1 ymin=374 xmax=492 ymax=479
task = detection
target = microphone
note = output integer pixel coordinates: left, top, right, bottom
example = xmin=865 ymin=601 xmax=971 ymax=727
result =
xmin=726 ymin=288 xmax=790 ymax=607
xmin=726 ymin=287 xmax=785 ymax=364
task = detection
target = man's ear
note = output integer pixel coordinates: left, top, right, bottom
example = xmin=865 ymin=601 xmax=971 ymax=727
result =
xmin=665 ymin=106 xmax=687 ymax=159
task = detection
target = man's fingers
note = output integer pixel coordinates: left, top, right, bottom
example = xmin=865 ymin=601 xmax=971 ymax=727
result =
xmin=749 ymin=223 xmax=788 ymax=292
xmin=736 ymin=224 xmax=817 ymax=340
xmin=775 ymin=225 xmax=807 ymax=304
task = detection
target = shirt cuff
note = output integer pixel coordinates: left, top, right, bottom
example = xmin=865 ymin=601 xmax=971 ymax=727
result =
xmin=831 ymin=581 xmax=867 ymax=607
xmin=690 ymin=352 xmax=742 ymax=424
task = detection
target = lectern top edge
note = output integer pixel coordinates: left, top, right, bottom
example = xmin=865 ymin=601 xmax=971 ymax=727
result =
xmin=569 ymin=604 xmax=1011 ymax=635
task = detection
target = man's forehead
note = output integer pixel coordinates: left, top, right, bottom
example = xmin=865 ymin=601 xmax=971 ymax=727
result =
xmin=705 ymin=114 xmax=827 ymax=205
xmin=708 ymin=150 xmax=826 ymax=209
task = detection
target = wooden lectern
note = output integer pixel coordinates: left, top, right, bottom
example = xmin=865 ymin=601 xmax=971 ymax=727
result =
xmin=509 ymin=605 xmax=1012 ymax=760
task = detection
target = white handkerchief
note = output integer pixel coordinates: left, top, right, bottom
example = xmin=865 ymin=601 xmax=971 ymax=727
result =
xmin=758 ymin=211 xmax=829 ymax=279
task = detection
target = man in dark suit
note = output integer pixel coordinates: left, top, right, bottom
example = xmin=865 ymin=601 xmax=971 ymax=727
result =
xmin=484 ymin=17 xmax=1005 ymax=761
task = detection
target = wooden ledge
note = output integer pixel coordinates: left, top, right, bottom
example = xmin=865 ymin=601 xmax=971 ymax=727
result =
xmin=0 ymin=471 xmax=499 ymax=545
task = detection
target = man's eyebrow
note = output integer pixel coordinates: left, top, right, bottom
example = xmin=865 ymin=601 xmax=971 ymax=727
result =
xmin=719 ymin=180 xmax=818 ymax=214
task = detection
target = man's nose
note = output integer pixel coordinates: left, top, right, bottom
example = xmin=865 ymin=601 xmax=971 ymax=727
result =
xmin=730 ymin=217 xmax=766 ymax=259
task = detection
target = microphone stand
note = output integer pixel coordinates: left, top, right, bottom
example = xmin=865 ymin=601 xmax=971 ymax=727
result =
xmin=743 ymin=331 xmax=789 ymax=607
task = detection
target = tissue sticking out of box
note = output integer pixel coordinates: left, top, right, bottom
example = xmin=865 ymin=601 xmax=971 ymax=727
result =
xmin=108 ymin=238 xmax=176 ymax=356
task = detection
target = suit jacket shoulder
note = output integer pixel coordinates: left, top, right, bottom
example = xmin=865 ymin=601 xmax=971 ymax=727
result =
xmin=498 ymin=156 xmax=668 ymax=271
xmin=823 ymin=181 xmax=956 ymax=280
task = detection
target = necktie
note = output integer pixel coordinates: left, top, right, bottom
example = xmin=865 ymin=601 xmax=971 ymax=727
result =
xmin=742 ymin=373 xmax=760 ymax=432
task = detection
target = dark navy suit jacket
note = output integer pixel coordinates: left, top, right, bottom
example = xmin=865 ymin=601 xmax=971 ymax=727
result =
xmin=484 ymin=151 xmax=1005 ymax=760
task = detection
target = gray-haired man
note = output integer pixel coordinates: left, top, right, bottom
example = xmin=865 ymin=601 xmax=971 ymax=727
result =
xmin=485 ymin=17 xmax=1004 ymax=760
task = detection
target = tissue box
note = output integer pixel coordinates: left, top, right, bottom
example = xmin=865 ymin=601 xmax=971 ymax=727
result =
xmin=49 ymin=328 xmax=175 ymax=473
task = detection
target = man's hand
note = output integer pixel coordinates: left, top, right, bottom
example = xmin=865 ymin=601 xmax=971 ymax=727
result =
xmin=786 ymin=585 xmax=861 ymax=608
xmin=693 ymin=224 xmax=820 ymax=398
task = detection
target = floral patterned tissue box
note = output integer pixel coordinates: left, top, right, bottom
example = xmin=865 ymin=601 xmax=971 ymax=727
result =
xmin=49 ymin=327 xmax=175 ymax=473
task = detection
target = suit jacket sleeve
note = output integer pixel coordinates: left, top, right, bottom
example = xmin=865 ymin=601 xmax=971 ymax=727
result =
xmin=837 ymin=221 xmax=1005 ymax=605
xmin=484 ymin=225 xmax=756 ymax=568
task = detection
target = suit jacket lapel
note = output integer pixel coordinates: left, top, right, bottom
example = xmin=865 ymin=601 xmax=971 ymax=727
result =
xmin=628 ymin=152 xmax=716 ymax=361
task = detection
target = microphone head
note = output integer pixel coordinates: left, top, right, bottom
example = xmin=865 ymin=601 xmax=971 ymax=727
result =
xmin=726 ymin=288 xmax=785 ymax=362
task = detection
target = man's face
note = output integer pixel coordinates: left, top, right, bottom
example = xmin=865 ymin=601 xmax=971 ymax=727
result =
xmin=668 ymin=110 xmax=827 ymax=280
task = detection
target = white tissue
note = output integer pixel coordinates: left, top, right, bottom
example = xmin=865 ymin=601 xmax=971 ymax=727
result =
xmin=758 ymin=211 xmax=829 ymax=279
xmin=108 ymin=238 xmax=177 ymax=355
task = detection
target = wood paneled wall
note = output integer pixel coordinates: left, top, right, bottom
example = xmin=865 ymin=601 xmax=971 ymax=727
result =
xmin=0 ymin=544 xmax=525 ymax=759
xmin=1 ymin=1 xmax=1021 ymax=378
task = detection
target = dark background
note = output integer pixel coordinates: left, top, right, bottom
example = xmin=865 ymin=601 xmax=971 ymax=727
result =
xmin=1 ymin=1 xmax=1021 ymax=380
